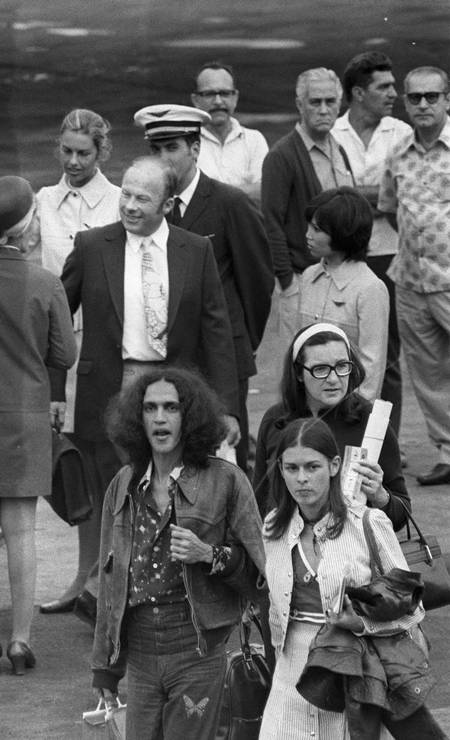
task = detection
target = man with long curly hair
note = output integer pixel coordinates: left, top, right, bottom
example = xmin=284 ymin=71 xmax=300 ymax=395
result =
xmin=91 ymin=366 xmax=265 ymax=740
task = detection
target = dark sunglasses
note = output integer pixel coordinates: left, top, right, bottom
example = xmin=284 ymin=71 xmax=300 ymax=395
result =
xmin=194 ymin=89 xmax=237 ymax=99
xmin=405 ymin=92 xmax=445 ymax=105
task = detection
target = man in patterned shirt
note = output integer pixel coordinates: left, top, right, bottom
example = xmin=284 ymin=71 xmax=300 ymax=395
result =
xmin=378 ymin=66 xmax=450 ymax=485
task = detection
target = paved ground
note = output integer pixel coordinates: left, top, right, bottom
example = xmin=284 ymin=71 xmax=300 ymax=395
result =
xmin=1 ymin=295 xmax=450 ymax=738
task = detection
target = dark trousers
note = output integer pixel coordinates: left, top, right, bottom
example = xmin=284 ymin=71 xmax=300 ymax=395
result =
xmin=235 ymin=378 xmax=249 ymax=472
xmin=367 ymin=255 xmax=402 ymax=436
xmin=126 ymin=601 xmax=227 ymax=740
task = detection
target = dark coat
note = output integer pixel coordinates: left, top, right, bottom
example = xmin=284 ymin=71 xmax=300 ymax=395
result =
xmin=0 ymin=248 xmax=76 ymax=497
xmin=253 ymin=398 xmax=411 ymax=530
xmin=297 ymin=623 xmax=435 ymax=738
xmin=178 ymin=172 xmax=274 ymax=379
xmin=54 ymin=221 xmax=239 ymax=442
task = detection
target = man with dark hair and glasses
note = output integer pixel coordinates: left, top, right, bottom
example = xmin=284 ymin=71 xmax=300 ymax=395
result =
xmin=332 ymin=52 xmax=411 ymax=438
xmin=378 ymin=66 xmax=450 ymax=486
xmin=191 ymin=61 xmax=268 ymax=203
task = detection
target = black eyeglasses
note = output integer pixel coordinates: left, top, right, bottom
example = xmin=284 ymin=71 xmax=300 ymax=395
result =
xmin=194 ymin=89 xmax=237 ymax=100
xmin=300 ymin=361 xmax=353 ymax=379
xmin=405 ymin=92 xmax=444 ymax=105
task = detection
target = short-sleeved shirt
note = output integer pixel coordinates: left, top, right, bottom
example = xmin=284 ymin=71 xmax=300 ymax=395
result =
xmin=197 ymin=117 xmax=268 ymax=194
xmin=332 ymin=112 xmax=411 ymax=257
xmin=378 ymin=116 xmax=450 ymax=293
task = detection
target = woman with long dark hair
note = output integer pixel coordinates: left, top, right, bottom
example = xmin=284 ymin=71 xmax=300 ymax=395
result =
xmin=260 ymin=417 xmax=444 ymax=740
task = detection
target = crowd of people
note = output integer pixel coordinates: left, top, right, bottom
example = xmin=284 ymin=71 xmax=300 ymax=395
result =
xmin=0 ymin=50 xmax=449 ymax=739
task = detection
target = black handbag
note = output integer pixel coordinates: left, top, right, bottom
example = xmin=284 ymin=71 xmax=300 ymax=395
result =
xmin=346 ymin=510 xmax=424 ymax=621
xmin=216 ymin=614 xmax=272 ymax=740
xmin=47 ymin=430 xmax=92 ymax=526
xmin=395 ymin=498 xmax=450 ymax=611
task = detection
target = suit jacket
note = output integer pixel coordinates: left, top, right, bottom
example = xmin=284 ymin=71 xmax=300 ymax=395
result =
xmin=57 ymin=221 xmax=239 ymax=442
xmin=0 ymin=248 xmax=76 ymax=496
xmin=178 ymin=172 xmax=274 ymax=379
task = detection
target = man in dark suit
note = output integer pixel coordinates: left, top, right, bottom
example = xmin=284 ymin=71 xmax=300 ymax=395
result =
xmin=41 ymin=155 xmax=240 ymax=616
xmin=134 ymin=104 xmax=274 ymax=471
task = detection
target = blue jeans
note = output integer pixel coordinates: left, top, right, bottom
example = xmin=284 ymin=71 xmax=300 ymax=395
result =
xmin=126 ymin=601 xmax=227 ymax=740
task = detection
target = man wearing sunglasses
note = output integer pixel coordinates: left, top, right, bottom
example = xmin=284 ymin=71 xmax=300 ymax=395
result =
xmin=378 ymin=66 xmax=450 ymax=486
xmin=191 ymin=62 xmax=268 ymax=203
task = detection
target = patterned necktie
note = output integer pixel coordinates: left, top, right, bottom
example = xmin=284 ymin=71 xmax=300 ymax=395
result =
xmin=170 ymin=196 xmax=183 ymax=226
xmin=141 ymin=240 xmax=168 ymax=358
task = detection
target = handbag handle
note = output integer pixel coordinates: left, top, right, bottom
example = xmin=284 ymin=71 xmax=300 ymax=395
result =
xmin=239 ymin=612 xmax=264 ymax=666
xmin=362 ymin=509 xmax=384 ymax=577
xmin=393 ymin=497 xmax=434 ymax=563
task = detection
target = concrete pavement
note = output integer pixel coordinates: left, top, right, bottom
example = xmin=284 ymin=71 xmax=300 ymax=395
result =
xmin=0 ymin=299 xmax=449 ymax=738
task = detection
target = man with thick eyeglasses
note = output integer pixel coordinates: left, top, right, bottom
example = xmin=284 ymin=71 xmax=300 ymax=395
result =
xmin=261 ymin=68 xmax=354 ymax=346
xmin=191 ymin=61 xmax=268 ymax=203
xmin=378 ymin=66 xmax=450 ymax=486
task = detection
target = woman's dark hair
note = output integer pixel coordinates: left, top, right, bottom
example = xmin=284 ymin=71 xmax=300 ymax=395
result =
xmin=265 ymin=418 xmax=347 ymax=540
xmin=281 ymin=325 xmax=366 ymax=425
xmin=106 ymin=365 xmax=227 ymax=484
xmin=305 ymin=186 xmax=373 ymax=261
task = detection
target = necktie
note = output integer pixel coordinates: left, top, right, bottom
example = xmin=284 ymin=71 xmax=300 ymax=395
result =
xmin=170 ymin=197 xmax=183 ymax=226
xmin=141 ymin=240 xmax=168 ymax=358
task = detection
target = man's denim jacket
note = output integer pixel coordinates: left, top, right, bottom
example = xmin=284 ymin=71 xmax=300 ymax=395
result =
xmin=92 ymin=457 xmax=265 ymax=691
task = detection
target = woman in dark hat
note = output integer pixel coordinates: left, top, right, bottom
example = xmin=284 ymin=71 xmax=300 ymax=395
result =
xmin=0 ymin=176 xmax=76 ymax=673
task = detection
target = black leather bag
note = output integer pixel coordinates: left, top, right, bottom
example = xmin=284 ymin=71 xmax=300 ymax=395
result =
xmin=346 ymin=510 xmax=424 ymax=621
xmin=47 ymin=430 xmax=92 ymax=526
xmin=216 ymin=615 xmax=272 ymax=740
xmin=395 ymin=498 xmax=450 ymax=611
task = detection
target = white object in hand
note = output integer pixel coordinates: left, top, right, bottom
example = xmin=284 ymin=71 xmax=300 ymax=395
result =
xmin=341 ymin=445 xmax=368 ymax=505
xmin=362 ymin=399 xmax=393 ymax=463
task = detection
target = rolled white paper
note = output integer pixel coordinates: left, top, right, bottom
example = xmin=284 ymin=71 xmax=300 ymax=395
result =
xmin=362 ymin=399 xmax=393 ymax=463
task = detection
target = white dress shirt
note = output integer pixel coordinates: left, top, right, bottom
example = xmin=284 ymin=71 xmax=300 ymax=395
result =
xmin=122 ymin=218 xmax=170 ymax=361
xmin=175 ymin=167 xmax=201 ymax=215
xmin=332 ymin=112 xmax=412 ymax=257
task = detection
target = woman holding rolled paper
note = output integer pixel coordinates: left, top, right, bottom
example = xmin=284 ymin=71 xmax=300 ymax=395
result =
xmin=253 ymin=323 xmax=410 ymax=530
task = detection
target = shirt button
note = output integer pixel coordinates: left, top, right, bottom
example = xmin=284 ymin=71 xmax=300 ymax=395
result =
xmin=153 ymin=607 xmax=159 ymax=614
xmin=284 ymin=592 xmax=289 ymax=597
xmin=72 ymin=191 xmax=78 ymax=197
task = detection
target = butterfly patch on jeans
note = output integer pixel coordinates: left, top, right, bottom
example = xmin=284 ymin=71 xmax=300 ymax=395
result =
xmin=183 ymin=694 xmax=209 ymax=718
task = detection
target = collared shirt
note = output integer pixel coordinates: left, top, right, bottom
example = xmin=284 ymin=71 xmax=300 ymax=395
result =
xmin=197 ymin=117 xmax=268 ymax=195
xmin=298 ymin=259 xmax=389 ymax=401
xmin=332 ymin=112 xmax=411 ymax=257
xmin=129 ymin=462 xmax=185 ymax=608
xmin=175 ymin=167 xmax=201 ymax=216
xmin=122 ymin=218 xmax=169 ymax=360
xmin=30 ymin=169 xmax=120 ymax=275
xmin=378 ymin=116 xmax=450 ymax=293
xmin=296 ymin=123 xmax=354 ymax=191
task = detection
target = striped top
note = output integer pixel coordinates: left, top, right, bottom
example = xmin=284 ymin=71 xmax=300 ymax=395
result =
xmin=263 ymin=505 xmax=424 ymax=655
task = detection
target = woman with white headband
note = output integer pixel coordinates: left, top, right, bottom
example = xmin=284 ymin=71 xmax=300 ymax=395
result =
xmin=0 ymin=176 xmax=76 ymax=674
xmin=253 ymin=322 xmax=410 ymax=530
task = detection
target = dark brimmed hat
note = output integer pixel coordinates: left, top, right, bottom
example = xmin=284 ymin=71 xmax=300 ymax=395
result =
xmin=0 ymin=176 xmax=34 ymax=233
xmin=134 ymin=104 xmax=211 ymax=141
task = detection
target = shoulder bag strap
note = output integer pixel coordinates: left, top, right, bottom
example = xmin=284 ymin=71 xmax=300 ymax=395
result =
xmin=362 ymin=509 xmax=384 ymax=577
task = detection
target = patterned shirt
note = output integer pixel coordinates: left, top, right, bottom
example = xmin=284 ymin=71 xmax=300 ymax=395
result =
xmin=128 ymin=464 xmax=186 ymax=608
xmin=378 ymin=116 xmax=450 ymax=293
